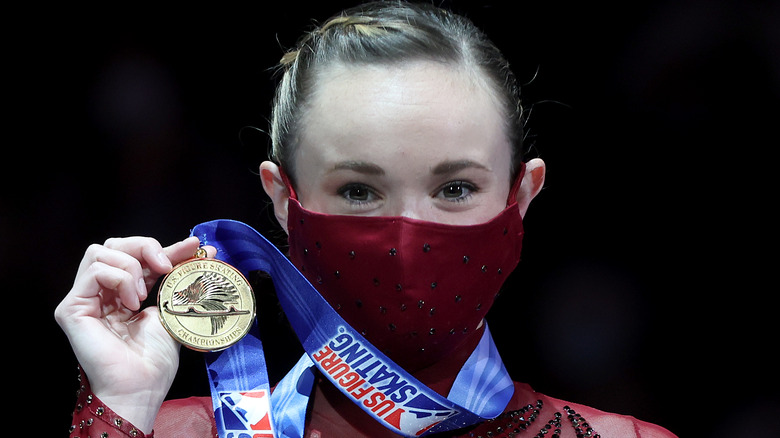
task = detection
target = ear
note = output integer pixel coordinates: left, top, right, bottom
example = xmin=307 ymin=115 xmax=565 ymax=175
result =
xmin=260 ymin=161 xmax=291 ymax=234
xmin=516 ymin=158 xmax=546 ymax=218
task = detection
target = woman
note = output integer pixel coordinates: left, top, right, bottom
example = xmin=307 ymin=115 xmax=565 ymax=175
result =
xmin=56 ymin=2 xmax=676 ymax=437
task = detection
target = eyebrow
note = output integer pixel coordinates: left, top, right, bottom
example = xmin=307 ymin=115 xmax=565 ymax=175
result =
xmin=329 ymin=159 xmax=488 ymax=176
xmin=431 ymin=159 xmax=489 ymax=175
xmin=331 ymin=160 xmax=385 ymax=175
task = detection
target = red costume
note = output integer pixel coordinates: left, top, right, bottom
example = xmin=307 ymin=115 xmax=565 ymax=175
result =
xmin=69 ymin=366 xmax=675 ymax=438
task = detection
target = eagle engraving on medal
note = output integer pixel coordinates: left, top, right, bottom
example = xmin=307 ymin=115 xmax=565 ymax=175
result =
xmin=157 ymin=255 xmax=255 ymax=352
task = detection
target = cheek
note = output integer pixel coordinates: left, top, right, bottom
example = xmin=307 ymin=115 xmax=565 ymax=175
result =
xmin=472 ymin=197 xmax=510 ymax=223
xmin=431 ymin=194 xmax=508 ymax=225
xmin=294 ymin=187 xmax=330 ymax=214
xmin=293 ymin=176 xmax=354 ymax=216
xmin=287 ymin=158 xmax=331 ymax=213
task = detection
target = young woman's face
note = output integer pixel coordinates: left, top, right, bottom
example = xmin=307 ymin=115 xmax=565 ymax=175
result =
xmin=291 ymin=61 xmax=514 ymax=225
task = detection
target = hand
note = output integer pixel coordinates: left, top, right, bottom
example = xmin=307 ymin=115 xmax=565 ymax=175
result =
xmin=55 ymin=235 xmax=211 ymax=433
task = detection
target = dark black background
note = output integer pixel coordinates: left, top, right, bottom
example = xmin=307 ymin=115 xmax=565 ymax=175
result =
xmin=6 ymin=0 xmax=778 ymax=436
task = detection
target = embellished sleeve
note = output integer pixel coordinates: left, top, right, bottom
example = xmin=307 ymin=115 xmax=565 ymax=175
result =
xmin=68 ymin=366 xmax=152 ymax=438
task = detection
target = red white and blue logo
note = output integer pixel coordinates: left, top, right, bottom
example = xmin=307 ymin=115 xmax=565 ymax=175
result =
xmin=216 ymin=390 xmax=274 ymax=438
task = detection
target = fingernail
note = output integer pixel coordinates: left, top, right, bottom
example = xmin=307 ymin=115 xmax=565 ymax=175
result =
xmin=158 ymin=252 xmax=172 ymax=270
xmin=138 ymin=278 xmax=147 ymax=297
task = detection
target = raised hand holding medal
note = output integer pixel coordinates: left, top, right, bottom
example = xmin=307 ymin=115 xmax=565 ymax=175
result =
xmin=158 ymin=247 xmax=256 ymax=352
xmin=54 ymin=235 xmax=206 ymax=434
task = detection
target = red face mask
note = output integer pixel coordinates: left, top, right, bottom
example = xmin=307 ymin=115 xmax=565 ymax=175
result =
xmin=284 ymin=165 xmax=525 ymax=371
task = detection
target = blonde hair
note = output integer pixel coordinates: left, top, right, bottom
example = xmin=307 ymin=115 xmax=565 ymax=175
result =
xmin=270 ymin=1 xmax=525 ymax=183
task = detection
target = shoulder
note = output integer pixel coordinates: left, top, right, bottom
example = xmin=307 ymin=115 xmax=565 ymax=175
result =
xmin=155 ymin=396 xmax=217 ymax=437
xmin=510 ymin=382 xmax=678 ymax=438
xmin=584 ymin=409 xmax=678 ymax=438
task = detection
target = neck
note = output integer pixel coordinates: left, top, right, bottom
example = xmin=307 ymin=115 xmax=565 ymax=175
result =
xmin=306 ymin=325 xmax=485 ymax=437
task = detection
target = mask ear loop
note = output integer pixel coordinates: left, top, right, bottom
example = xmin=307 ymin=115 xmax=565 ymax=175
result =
xmin=506 ymin=161 xmax=526 ymax=206
xmin=278 ymin=167 xmax=299 ymax=201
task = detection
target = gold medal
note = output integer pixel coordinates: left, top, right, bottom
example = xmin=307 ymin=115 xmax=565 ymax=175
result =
xmin=157 ymin=249 xmax=255 ymax=352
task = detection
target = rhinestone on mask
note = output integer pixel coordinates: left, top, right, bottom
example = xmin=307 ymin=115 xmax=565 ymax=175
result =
xmin=285 ymin=183 xmax=525 ymax=373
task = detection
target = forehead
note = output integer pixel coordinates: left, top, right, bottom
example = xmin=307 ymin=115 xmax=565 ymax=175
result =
xmin=295 ymin=61 xmax=511 ymax=172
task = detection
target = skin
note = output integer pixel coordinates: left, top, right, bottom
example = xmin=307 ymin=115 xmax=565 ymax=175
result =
xmin=55 ymin=60 xmax=545 ymax=435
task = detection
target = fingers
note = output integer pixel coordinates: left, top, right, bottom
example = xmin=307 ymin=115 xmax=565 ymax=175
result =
xmin=162 ymin=236 xmax=203 ymax=266
xmin=103 ymin=236 xmax=174 ymax=275
xmin=76 ymin=237 xmax=165 ymax=283
xmin=84 ymin=244 xmax=147 ymax=286
xmin=79 ymin=261 xmax=145 ymax=311
xmin=202 ymin=245 xmax=218 ymax=258
xmin=66 ymin=246 xmax=148 ymax=317
xmin=63 ymin=236 xmax=204 ymax=318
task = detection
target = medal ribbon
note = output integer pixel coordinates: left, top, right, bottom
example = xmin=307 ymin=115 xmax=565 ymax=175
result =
xmin=191 ymin=219 xmax=514 ymax=437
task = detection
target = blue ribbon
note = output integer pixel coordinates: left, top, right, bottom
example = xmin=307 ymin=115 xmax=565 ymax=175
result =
xmin=191 ymin=219 xmax=513 ymax=437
